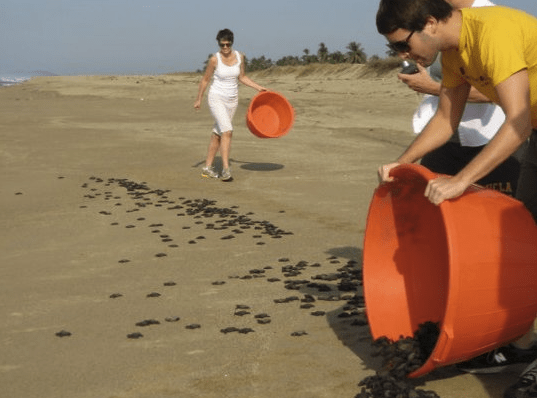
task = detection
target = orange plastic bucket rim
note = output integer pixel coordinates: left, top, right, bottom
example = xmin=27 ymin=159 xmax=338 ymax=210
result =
xmin=363 ymin=163 xmax=537 ymax=378
xmin=246 ymin=91 xmax=294 ymax=139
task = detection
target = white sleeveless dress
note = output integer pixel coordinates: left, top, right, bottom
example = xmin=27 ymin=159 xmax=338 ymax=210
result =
xmin=208 ymin=51 xmax=241 ymax=135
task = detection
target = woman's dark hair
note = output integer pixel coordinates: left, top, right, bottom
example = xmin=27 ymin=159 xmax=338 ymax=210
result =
xmin=376 ymin=0 xmax=453 ymax=34
xmin=216 ymin=29 xmax=234 ymax=44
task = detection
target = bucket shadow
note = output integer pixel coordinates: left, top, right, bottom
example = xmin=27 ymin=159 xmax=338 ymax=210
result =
xmin=322 ymin=246 xmax=466 ymax=391
xmin=325 ymin=246 xmax=363 ymax=263
xmin=317 ymin=247 xmax=383 ymax=373
xmin=192 ymin=158 xmax=284 ymax=173
xmin=239 ymin=162 xmax=284 ymax=172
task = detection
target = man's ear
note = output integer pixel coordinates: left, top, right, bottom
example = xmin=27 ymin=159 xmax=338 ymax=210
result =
xmin=424 ymin=16 xmax=440 ymax=35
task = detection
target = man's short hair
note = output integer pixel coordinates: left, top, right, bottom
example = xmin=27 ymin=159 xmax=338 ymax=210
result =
xmin=376 ymin=0 xmax=453 ymax=34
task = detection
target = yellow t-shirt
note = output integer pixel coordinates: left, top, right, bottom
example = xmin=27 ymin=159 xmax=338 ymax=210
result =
xmin=442 ymin=6 xmax=537 ymax=128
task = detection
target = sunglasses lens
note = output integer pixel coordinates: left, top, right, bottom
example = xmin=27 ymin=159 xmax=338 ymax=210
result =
xmin=388 ymin=42 xmax=410 ymax=53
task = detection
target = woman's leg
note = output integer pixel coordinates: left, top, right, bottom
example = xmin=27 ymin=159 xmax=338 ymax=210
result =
xmin=220 ymin=131 xmax=232 ymax=170
xmin=205 ymin=133 xmax=221 ymax=168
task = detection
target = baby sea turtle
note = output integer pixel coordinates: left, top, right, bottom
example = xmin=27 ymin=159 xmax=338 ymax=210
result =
xmin=301 ymin=294 xmax=316 ymax=303
xmin=249 ymin=269 xmax=265 ymax=275
xmin=135 ymin=319 xmax=160 ymax=327
xmin=311 ymin=311 xmax=326 ymax=316
xmin=220 ymin=327 xmax=239 ymax=334
xmin=273 ymin=296 xmax=299 ymax=304
xmin=351 ymin=316 xmax=369 ymax=327
xmin=55 ymin=330 xmax=72 ymax=338
xmin=127 ymin=332 xmax=143 ymax=339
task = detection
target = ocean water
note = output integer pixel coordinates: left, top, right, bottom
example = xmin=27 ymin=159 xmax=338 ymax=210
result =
xmin=0 ymin=71 xmax=57 ymax=87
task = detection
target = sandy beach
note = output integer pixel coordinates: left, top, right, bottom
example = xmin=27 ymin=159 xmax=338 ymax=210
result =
xmin=0 ymin=64 xmax=524 ymax=398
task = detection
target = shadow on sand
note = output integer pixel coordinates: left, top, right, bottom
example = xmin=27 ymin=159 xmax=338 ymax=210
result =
xmin=193 ymin=157 xmax=284 ymax=173
xmin=318 ymin=246 xmax=492 ymax=395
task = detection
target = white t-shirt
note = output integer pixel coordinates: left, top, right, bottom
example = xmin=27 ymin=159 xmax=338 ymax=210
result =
xmin=412 ymin=0 xmax=505 ymax=147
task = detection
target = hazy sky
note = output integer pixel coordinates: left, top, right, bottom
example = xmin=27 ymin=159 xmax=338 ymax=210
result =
xmin=1 ymin=0 xmax=536 ymax=76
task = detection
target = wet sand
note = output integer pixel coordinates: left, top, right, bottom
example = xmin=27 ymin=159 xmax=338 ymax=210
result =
xmin=0 ymin=64 xmax=523 ymax=397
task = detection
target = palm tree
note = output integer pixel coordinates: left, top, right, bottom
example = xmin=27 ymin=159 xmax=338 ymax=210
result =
xmin=302 ymin=48 xmax=310 ymax=64
xmin=317 ymin=43 xmax=329 ymax=63
xmin=328 ymin=51 xmax=345 ymax=64
xmin=302 ymin=48 xmax=318 ymax=65
xmin=246 ymin=55 xmax=273 ymax=72
xmin=346 ymin=41 xmax=367 ymax=64
xmin=276 ymin=55 xmax=301 ymax=66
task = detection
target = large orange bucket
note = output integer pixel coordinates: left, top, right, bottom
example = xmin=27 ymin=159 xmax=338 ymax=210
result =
xmin=363 ymin=164 xmax=537 ymax=377
xmin=246 ymin=91 xmax=294 ymax=138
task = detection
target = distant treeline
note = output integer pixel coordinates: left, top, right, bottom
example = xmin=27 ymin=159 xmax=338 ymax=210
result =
xmin=198 ymin=42 xmax=397 ymax=73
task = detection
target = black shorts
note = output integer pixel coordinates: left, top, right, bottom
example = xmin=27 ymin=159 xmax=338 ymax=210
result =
xmin=515 ymin=130 xmax=537 ymax=222
xmin=420 ymin=141 xmax=523 ymax=197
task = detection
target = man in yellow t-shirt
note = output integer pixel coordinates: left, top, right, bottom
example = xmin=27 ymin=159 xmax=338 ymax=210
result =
xmin=441 ymin=6 xmax=537 ymax=127
xmin=376 ymin=1 xmax=537 ymax=396
xmin=376 ymin=0 xmax=537 ymax=221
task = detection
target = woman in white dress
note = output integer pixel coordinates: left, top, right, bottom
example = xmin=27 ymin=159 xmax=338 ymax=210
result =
xmin=194 ymin=29 xmax=267 ymax=181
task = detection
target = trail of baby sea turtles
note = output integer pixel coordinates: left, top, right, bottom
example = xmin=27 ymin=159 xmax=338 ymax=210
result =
xmin=45 ymin=176 xmax=441 ymax=398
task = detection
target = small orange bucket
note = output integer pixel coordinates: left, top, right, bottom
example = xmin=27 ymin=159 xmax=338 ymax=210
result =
xmin=246 ymin=91 xmax=294 ymax=138
xmin=363 ymin=164 xmax=537 ymax=377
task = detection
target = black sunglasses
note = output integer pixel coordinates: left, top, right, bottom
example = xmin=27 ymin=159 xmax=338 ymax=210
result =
xmin=219 ymin=42 xmax=232 ymax=48
xmin=387 ymin=30 xmax=415 ymax=53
